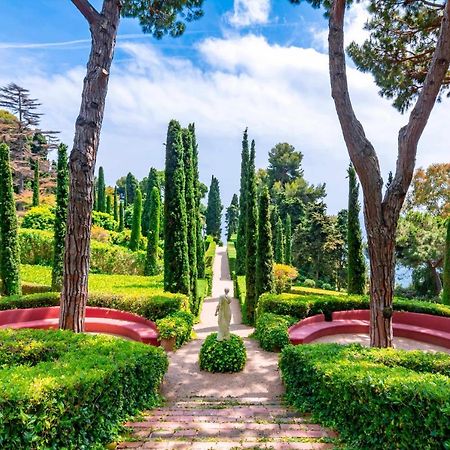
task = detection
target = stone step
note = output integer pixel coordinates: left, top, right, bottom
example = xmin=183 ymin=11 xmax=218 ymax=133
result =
xmin=142 ymin=408 xmax=302 ymax=418
xmin=127 ymin=415 xmax=312 ymax=425
xmin=118 ymin=441 xmax=335 ymax=449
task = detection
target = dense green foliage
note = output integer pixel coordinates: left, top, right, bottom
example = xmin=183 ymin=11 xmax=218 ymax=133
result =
xmin=106 ymin=194 xmax=112 ymax=215
xmin=129 ymin=188 xmax=142 ymax=251
xmin=164 ymin=120 xmax=190 ymax=295
xmin=92 ymin=210 xmax=118 ymax=231
xmin=156 ymin=310 xmax=194 ymax=348
xmin=444 ymin=219 xmax=450 ymax=305
xmin=97 ymin=166 xmax=106 ymax=212
xmin=119 ymin=200 xmax=125 ymax=231
xmin=125 ymin=172 xmax=138 ymax=207
xmin=245 ymin=140 xmax=258 ymax=323
xmin=51 ymin=144 xmax=69 ymax=291
xmin=347 ymin=164 xmax=366 ymax=294
xmin=274 ymin=216 xmax=285 ymax=264
xmin=113 ymin=186 xmax=119 ymax=222
xmin=280 ymin=343 xmax=450 ymax=449
xmin=204 ymin=236 xmax=216 ymax=296
xmin=32 ymin=158 xmax=40 ymax=207
xmin=145 ymin=187 xmax=161 ymax=276
xmin=142 ymin=168 xmax=160 ymax=237
xmin=0 ymin=328 xmax=168 ymax=449
xmin=206 ymin=175 xmax=222 ymax=241
xmin=255 ymin=312 xmax=296 ymax=352
xmin=256 ymin=186 xmax=274 ymax=301
xmin=199 ymin=333 xmax=246 ymax=373
xmin=0 ymin=143 xmax=21 ymax=295
xmin=226 ymin=194 xmax=239 ymax=241
xmin=21 ymin=206 xmax=54 ymax=230
xmin=284 ymin=214 xmax=292 ymax=265
xmin=236 ymin=128 xmax=249 ymax=275
xmin=227 ymin=237 xmax=237 ymax=278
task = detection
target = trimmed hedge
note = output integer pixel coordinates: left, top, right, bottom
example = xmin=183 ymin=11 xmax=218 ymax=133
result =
xmin=227 ymin=240 xmax=236 ymax=279
xmin=280 ymin=343 xmax=450 ymax=449
xmin=0 ymin=328 xmax=168 ymax=449
xmin=156 ymin=310 xmax=194 ymax=349
xmin=204 ymin=236 xmax=216 ymax=295
xmin=255 ymin=313 xmax=297 ymax=352
xmin=0 ymin=291 xmax=189 ymax=322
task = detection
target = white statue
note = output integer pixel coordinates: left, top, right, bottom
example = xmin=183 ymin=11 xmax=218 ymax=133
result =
xmin=215 ymin=287 xmax=231 ymax=341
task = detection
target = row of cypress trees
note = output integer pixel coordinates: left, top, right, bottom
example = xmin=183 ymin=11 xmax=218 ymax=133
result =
xmin=164 ymin=120 xmax=204 ymax=314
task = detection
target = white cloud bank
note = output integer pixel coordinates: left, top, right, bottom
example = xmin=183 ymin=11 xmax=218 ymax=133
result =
xmin=0 ymin=28 xmax=449 ymax=215
xmin=227 ymin=0 xmax=271 ymax=27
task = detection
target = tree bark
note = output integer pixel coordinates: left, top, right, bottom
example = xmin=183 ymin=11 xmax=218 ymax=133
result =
xmin=328 ymin=0 xmax=450 ymax=347
xmin=60 ymin=0 xmax=121 ymax=331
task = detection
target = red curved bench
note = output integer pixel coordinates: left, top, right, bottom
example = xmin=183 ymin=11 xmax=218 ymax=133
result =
xmin=289 ymin=309 xmax=450 ymax=349
xmin=0 ymin=306 xmax=159 ymax=346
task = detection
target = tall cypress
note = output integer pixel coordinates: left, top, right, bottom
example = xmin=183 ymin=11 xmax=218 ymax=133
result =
xmin=118 ymin=200 xmax=125 ymax=232
xmin=0 ymin=143 xmax=21 ymax=296
xmin=164 ymin=120 xmax=190 ymax=296
xmin=93 ymin=183 xmax=98 ymax=211
xmin=442 ymin=218 xmax=450 ymax=305
xmin=51 ymin=143 xmax=69 ymax=291
xmin=32 ymin=158 xmax=40 ymax=207
xmin=145 ymin=187 xmax=161 ymax=276
xmin=129 ymin=188 xmax=142 ymax=251
xmin=113 ymin=187 xmax=119 ymax=222
xmin=189 ymin=123 xmax=205 ymax=278
xmin=236 ymin=128 xmax=250 ymax=275
xmin=97 ymin=166 xmax=106 ymax=213
xmin=142 ymin=168 xmax=160 ymax=237
xmin=106 ymin=194 xmax=112 ymax=215
xmin=275 ymin=217 xmax=285 ymax=264
xmin=182 ymin=128 xmax=198 ymax=304
xmin=245 ymin=140 xmax=258 ymax=323
xmin=347 ymin=164 xmax=366 ymax=294
xmin=226 ymin=194 xmax=239 ymax=241
xmin=256 ymin=186 xmax=274 ymax=301
xmin=206 ymin=175 xmax=223 ymax=241
xmin=284 ymin=214 xmax=292 ymax=265
xmin=125 ymin=172 xmax=138 ymax=206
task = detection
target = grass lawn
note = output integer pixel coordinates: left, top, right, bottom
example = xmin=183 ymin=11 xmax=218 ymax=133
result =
xmin=290 ymin=285 xmax=346 ymax=296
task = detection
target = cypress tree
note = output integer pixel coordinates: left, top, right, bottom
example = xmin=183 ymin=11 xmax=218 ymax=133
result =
xmin=275 ymin=217 xmax=285 ymax=263
xmin=164 ymin=120 xmax=190 ymax=296
xmin=93 ymin=183 xmax=97 ymax=211
xmin=32 ymin=158 xmax=40 ymax=207
xmin=125 ymin=172 xmax=138 ymax=206
xmin=129 ymin=188 xmax=142 ymax=251
xmin=442 ymin=218 xmax=450 ymax=305
xmin=145 ymin=187 xmax=161 ymax=276
xmin=256 ymin=186 xmax=274 ymax=301
xmin=189 ymin=123 xmax=205 ymax=278
xmin=0 ymin=143 xmax=21 ymax=296
xmin=245 ymin=140 xmax=258 ymax=323
xmin=113 ymin=187 xmax=119 ymax=222
xmin=347 ymin=164 xmax=366 ymax=294
xmin=97 ymin=166 xmax=106 ymax=213
xmin=206 ymin=175 xmax=223 ymax=241
xmin=106 ymin=194 xmax=112 ymax=215
xmin=182 ymin=128 xmax=198 ymax=304
xmin=142 ymin=168 xmax=160 ymax=237
xmin=118 ymin=200 xmax=125 ymax=232
xmin=236 ymin=128 xmax=250 ymax=275
xmin=226 ymin=194 xmax=239 ymax=241
xmin=51 ymin=143 xmax=69 ymax=291
xmin=284 ymin=214 xmax=292 ymax=265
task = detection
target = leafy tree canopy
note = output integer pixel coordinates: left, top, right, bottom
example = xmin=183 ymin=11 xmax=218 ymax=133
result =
xmin=267 ymin=143 xmax=304 ymax=186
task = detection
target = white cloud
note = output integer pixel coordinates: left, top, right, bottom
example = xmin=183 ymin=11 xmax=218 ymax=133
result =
xmin=227 ymin=0 xmax=271 ymax=27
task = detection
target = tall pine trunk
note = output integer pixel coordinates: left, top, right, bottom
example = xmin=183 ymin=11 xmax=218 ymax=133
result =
xmin=60 ymin=0 xmax=121 ymax=331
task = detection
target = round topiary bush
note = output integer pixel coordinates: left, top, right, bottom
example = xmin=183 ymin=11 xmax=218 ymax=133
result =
xmin=199 ymin=333 xmax=246 ymax=373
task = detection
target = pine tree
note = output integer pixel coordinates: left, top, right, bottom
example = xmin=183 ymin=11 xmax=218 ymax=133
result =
xmin=189 ymin=123 xmax=205 ymax=278
xmin=164 ymin=120 xmax=190 ymax=296
xmin=442 ymin=218 xmax=450 ymax=305
xmin=256 ymin=186 xmax=274 ymax=301
xmin=113 ymin=187 xmax=119 ymax=222
xmin=0 ymin=143 xmax=21 ymax=295
xmin=129 ymin=188 xmax=142 ymax=251
xmin=245 ymin=140 xmax=258 ymax=323
xmin=32 ymin=158 xmax=40 ymax=207
xmin=142 ymin=168 xmax=160 ymax=237
xmin=236 ymin=128 xmax=249 ymax=275
xmin=51 ymin=143 xmax=69 ymax=291
xmin=106 ymin=194 xmax=112 ymax=215
xmin=275 ymin=217 xmax=285 ymax=264
xmin=97 ymin=166 xmax=106 ymax=213
xmin=145 ymin=187 xmax=161 ymax=276
xmin=347 ymin=164 xmax=366 ymax=294
xmin=206 ymin=175 xmax=223 ymax=241
xmin=182 ymin=128 xmax=198 ymax=303
xmin=226 ymin=194 xmax=239 ymax=241
xmin=284 ymin=214 xmax=292 ymax=265
xmin=118 ymin=200 xmax=125 ymax=232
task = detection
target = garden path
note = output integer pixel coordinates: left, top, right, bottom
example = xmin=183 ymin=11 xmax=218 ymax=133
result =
xmin=118 ymin=246 xmax=336 ymax=449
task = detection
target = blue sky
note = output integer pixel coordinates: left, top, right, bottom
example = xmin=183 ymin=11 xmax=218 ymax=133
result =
xmin=1 ymin=0 xmax=449 ymax=217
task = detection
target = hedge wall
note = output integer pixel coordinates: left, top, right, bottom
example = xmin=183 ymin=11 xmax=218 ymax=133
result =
xmin=204 ymin=236 xmax=216 ymax=295
xmin=280 ymin=343 xmax=450 ymax=449
xmin=0 ymin=328 xmax=168 ymax=449
xmin=227 ymin=239 xmax=236 ymax=279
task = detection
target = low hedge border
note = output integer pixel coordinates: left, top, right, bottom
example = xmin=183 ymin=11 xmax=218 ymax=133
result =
xmin=254 ymin=313 xmax=297 ymax=352
xmin=280 ymin=343 xmax=450 ymax=449
xmin=0 ymin=328 xmax=168 ymax=449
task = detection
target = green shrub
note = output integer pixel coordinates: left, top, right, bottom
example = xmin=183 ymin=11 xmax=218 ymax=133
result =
xmin=204 ymin=236 xmax=216 ymax=295
xmin=21 ymin=206 xmax=54 ymax=231
xmin=0 ymin=328 xmax=168 ymax=449
xmin=273 ymin=264 xmax=298 ymax=294
xmin=156 ymin=310 xmax=194 ymax=348
xmin=303 ymin=279 xmax=316 ymax=288
xmin=227 ymin=240 xmax=236 ymax=278
xmin=92 ymin=210 xmax=118 ymax=231
xmin=255 ymin=313 xmax=297 ymax=352
xmin=109 ymin=229 xmax=147 ymax=251
xmin=19 ymin=229 xmax=54 ymax=266
xmin=199 ymin=333 xmax=246 ymax=373
xmin=321 ymin=282 xmax=332 ymax=291
xmin=280 ymin=343 xmax=450 ymax=450
xmin=21 ymin=282 xmax=52 ymax=295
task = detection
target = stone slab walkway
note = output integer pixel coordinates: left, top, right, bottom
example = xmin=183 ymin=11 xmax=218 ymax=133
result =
xmin=118 ymin=246 xmax=337 ymax=449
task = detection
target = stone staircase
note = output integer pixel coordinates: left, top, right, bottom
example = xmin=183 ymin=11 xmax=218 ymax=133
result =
xmin=118 ymin=397 xmax=337 ymax=450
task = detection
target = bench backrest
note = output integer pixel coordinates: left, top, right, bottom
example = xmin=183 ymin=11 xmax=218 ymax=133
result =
xmin=393 ymin=311 xmax=450 ymax=333
xmin=332 ymin=310 xmax=369 ymax=321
